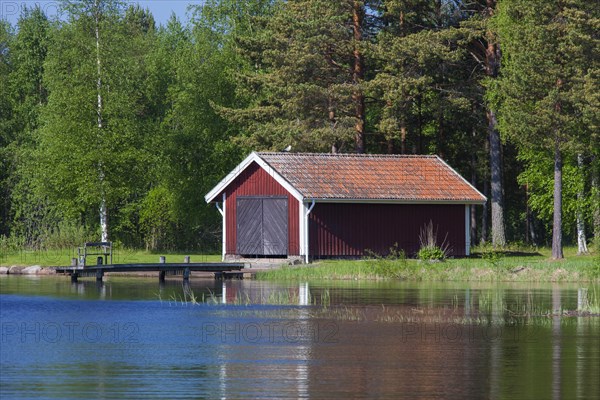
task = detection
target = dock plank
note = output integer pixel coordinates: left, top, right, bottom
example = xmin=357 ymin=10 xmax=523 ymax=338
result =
xmin=56 ymin=263 xmax=246 ymax=281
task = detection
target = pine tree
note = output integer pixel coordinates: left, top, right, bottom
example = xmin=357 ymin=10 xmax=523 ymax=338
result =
xmin=221 ymin=0 xmax=372 ymax=153
xmin=463 ymin=0 xmax=506 ymax=247
xmin=494 ymin=0 xmax=598 ymax=259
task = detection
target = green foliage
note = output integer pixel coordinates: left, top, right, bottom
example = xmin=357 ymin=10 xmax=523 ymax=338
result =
xmin=365 ymin=244 xmax=410 ymax=278
xmin=518 ymin=151 xmax=590 ymax=233
xmin=0 ymin=21 xmax=14 ymax=236
xmin=37 ymin=220 xmax=93 ymax=250
xmin=0 ymin=234 xmax=25 ymax=257
xmin=492 ymin=0 xmax=598 ymax=255
xmin=139 ymin=186 xmax=176 ymax=251
xmin=220 ymin=0 xmax=366 ymax=152
xmin=417 ymin=246 xmax=446 ymax=262
xmin=417 ymin=221 xmax=449 ymax=261
xmin=478 ymin=243 xmax=505 ymax=268
xmin=0 ymin=0 xmax=598 ymax=254
xmin=493 ymin=0 xmax=597 ymax=153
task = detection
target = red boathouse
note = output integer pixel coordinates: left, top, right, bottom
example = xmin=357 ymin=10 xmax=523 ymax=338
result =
xmin=205 ymin=152 xmax=486 ymax=262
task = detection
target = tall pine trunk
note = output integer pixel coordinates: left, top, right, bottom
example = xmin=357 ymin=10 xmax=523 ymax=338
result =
xmin=488 ymin=110 xmax=506 ymax=247
xmin=552 ymin=138 xmax=563 ymax=259
xmin=485 ymin=0 xmax=506 ymax=247
xmin=470 ymin=145 xmax=478 ymax=244
xmin=95 ymin=0 xmax=108 ymax=243
xmin=352 ymin=1 xmax=365 ymax=153
xmin=481 ymin=140 xmax=489 ymax=244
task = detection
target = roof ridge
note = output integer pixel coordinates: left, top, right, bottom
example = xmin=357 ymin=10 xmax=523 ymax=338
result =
xmin=256 ymin=152 xmax=438 ymax=158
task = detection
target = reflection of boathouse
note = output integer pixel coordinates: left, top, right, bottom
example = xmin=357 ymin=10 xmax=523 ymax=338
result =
xmin=206 ymin=152 xmax=486 ymax=261
xmin=212 ymin=285 xmax=598 ymax=398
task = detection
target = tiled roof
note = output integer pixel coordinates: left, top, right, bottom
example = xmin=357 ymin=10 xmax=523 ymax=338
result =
xmin=257 ymin=152 xmax=486 ymax=203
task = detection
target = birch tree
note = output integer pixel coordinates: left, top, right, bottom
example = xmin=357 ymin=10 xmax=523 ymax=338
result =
xmin=35 ymin=0 xmax=147 ymax=242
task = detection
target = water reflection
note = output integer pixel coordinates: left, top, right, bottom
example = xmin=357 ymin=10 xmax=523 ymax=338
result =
xmin=552 ymin=286 xmax=561 ymax=400
xmin=0 ymin=276 xmax=598 ymax=399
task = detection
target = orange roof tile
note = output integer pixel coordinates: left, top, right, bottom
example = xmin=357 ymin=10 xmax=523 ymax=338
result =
xmin=257 ymin=152 xmax=486 ymax=203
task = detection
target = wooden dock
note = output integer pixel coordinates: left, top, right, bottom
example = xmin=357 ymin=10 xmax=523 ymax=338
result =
xmin=56 ymin=262 xmax=246 ymax=282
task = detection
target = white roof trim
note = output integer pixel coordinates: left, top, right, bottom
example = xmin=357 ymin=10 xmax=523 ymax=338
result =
xmin=204 ymin=152 xmax=304 ymax=203
xmin=434 ymin=155 xmax=487 ymax=203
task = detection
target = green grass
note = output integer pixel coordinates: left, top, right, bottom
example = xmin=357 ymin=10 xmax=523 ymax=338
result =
xmin=2 ymin=244 xmax=597 ymax=283
xmin=257 ymin=246 xmax=599 ymax=282
xmin=0 ymin=248 xmax=221 ymax=267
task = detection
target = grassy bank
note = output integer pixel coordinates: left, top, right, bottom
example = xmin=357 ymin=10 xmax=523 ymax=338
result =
xmin=2 ymin=245 xmax=598 ymax=283
xmin=257 ymin=246 xmax=600 ymax=282
xmin=0 ymin=248 xmax=221 ymax=267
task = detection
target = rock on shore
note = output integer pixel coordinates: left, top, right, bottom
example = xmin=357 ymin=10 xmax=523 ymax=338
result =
xmin=1 ymin=266 xmax=56 ymax=275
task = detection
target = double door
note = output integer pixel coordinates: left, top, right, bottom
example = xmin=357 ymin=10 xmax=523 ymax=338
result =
xmin=236 ymin=196 xmax=288 ymax=256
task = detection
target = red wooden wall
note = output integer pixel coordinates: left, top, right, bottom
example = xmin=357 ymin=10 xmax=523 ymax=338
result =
xmin=309 ymin=203 xmax=466 ymax=257
xmin=224 ymin=162 xmax=300 ymax=255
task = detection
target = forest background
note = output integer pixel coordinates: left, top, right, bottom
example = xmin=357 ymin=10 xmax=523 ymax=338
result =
xmin=0 ymin=0 xmax=598 ymax=259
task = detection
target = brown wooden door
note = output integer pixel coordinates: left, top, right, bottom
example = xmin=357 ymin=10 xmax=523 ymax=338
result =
xmin=262 ymin=198 xmax=288 ymax=255
xmin=236 ymin=198 xmax=263 ymax=255
xmin=236 ymin=197 xmax=288 ymax=256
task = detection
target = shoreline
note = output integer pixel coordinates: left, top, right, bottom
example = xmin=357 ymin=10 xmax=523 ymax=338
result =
xmin=2 ymin=261 xmax=599 ymax=283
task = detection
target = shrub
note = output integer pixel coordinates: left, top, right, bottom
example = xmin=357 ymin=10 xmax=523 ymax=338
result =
xmin=417 ymin=221 xmax=449 ymax=262
xmin=38 ymin=221 xmax=92 ymax=250
xmin=480 ymin=243 xmax=505 ymax=268
xmin=365 ymin=244 xmax=408 ymax=278
xmin=0 ymin=235 xmax=25 ymax=257
xmin=417 ymin=246 xmax=446 ymax=261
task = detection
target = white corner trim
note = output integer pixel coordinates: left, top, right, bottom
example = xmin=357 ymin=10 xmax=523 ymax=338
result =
xmin=299 ymin=200 xmax=305 ymax=256
xmin=304 ymin=200 xmax=315 ymax=264
xmin=222 ymin=192 xmax=226 ymax=261
xmin=465 ymin=205 xmax=471 ymax=256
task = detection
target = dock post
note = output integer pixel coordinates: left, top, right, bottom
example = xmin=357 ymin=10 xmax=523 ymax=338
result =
xmin=71 ymin=273 xmax=78 ymax=283
xmin=159 ymin=256 xmax=166 ymax=282
xmin=183 ymin=267 xmax=190 ymax=281
xmin=184 ymin=256 xmax=190 ymax=263
xmin=71 ymin=258 xmax=78 ymax=268
xmin=96 ymin=269 xmax=104 ymax=282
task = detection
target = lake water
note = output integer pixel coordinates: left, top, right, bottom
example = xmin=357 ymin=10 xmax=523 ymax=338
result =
xmin=1 ymin=276 xmax=599 ymax=399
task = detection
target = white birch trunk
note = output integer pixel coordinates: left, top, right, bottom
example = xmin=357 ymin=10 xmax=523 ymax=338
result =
xmin=95 ymin=0 xmax=108 ymax=242
xmin=593 ymin=163 xmax=600 ymax=247
xmin=576 ymin=154 xmax=588 ymax=254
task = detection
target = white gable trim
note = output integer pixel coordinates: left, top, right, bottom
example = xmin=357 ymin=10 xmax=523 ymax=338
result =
xmin=204 ymin=152 xmax=304 ymax=203
xmin=435 ymin=156 xmax=487 ymax=203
